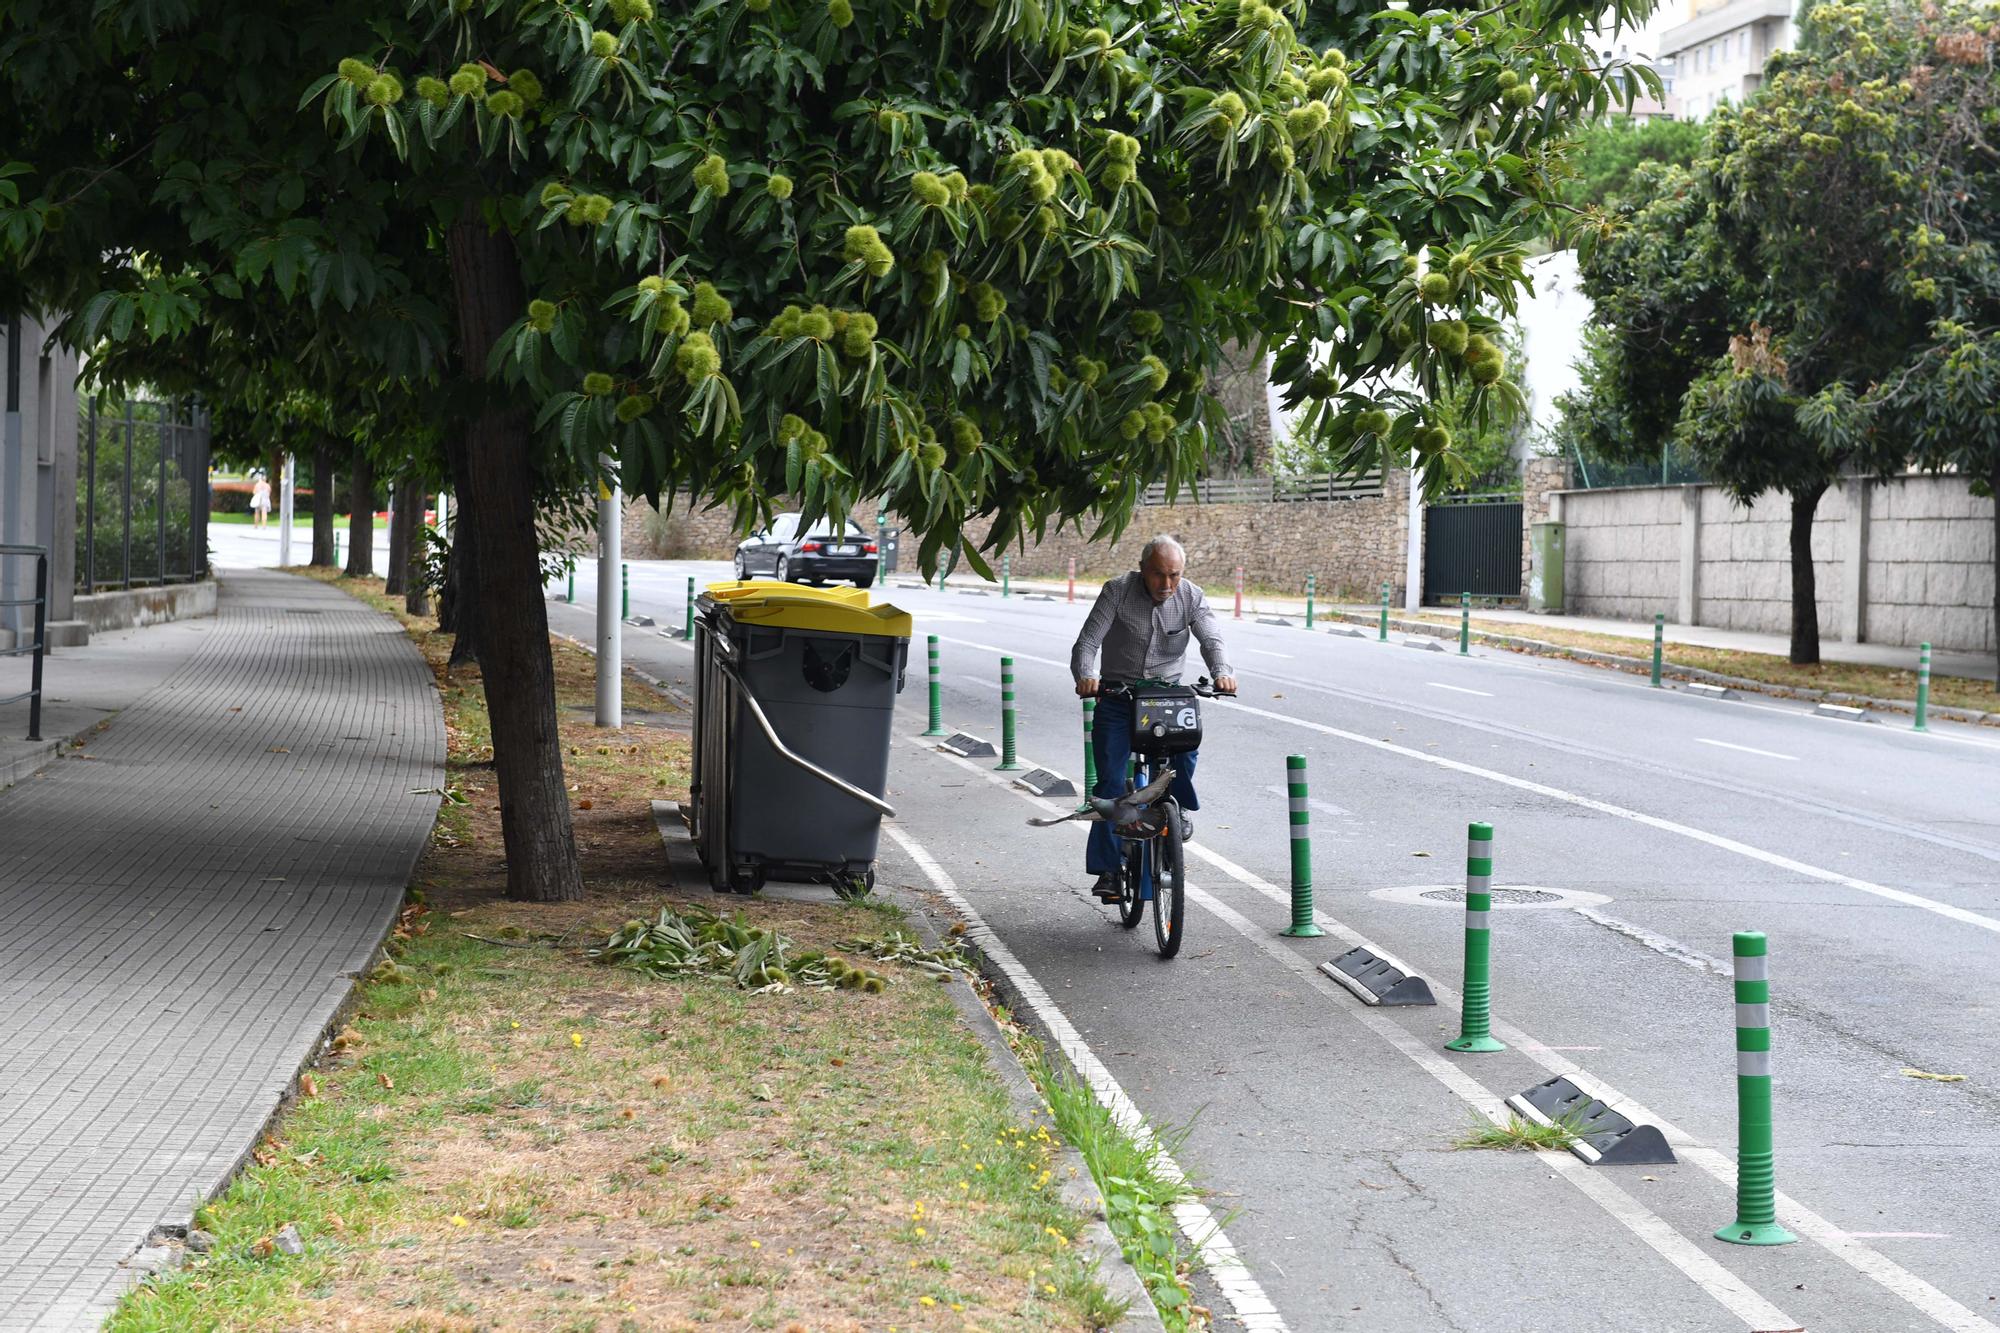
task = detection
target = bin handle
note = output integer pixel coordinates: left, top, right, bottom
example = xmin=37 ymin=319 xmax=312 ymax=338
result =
xmin=716 ymin=658 xmax=897 ymax=819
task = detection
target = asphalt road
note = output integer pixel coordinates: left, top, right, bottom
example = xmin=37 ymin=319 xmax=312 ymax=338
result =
xmin=553 ymin=558 xmax=2000 ymax=1330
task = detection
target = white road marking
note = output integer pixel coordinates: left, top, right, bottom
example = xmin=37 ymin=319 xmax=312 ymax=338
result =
xmin=1574 ymin=908 xmax=1734 ymax=978
xmin=1845 ymin=1233 xmax=1953 ymax=1241
xmin=1214 ymin=696 xmax=2000 ymax=938
xmin=1260 ymin=784 xmax=1353 ymax=819
xmin=1246 ymin=649 xmax=1296 ymax=659
xmin=1427 ymin=683 xmax=1495 ymax=697
xmin=881 ymin=822 xmax=1287 ymax=1332
xmin=909 ymin=742 xmax=1802 ymax=1332
xmin=961 ymin=675 xmax=1000 ymax=690
xmin=1696 ymin=738 xmax=1798 ymax=762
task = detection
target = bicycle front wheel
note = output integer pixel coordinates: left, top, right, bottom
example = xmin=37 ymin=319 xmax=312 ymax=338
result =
xmin=1118 ymin=840 xmax=1145 ymax=929
xmin=1152 ymin=800 xmax=1185 ymax=958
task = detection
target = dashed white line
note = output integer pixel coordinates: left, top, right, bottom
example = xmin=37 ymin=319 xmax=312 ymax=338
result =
xmin=1427 ymin=682 xmax=1494 ymax=697
xmin=1245 ymin=649 xmax=1296 ymax=659
xmin=1696 ymin=738 xmax=1797 ymax=762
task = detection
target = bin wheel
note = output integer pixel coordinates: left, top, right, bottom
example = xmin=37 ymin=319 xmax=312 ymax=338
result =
xmin=728 ymin=865 xmax=765 ymax=896
xmin=833 ymin=869 xmax=875 ymax=901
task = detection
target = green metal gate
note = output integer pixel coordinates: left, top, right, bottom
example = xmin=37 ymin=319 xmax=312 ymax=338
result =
xmin=1424 ymin=497 xmax=1522 ymax=601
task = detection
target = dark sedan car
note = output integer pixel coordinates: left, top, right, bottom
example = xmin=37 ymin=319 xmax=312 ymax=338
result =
xmin=733 ymin=513 xmax=879 ymax=587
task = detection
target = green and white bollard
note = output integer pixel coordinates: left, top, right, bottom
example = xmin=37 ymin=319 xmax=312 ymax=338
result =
xmin=1379 ymin=580 xmax=1390 ymax=642
xmin=566 ymin=568 xmax=575 ymax=604
xmin=1281 ymin=756 xmax=1324 ymax=938
xmin=1080 ymin=699 xmax=1098 ymax=813
xmin=922 ymin=635 xmax=946 ymax=737
xmin=998 ymin=656 xmax=1023 ymax=771
xmin=1305 ymin=573 xmax=1316 ymax=630
xmin=1651 ymin=613 xmax=1664 ymax=688
xmin=1002 ymin=555 xmax=1011 ymax=599
xmin=1716 ymin=931 xmax=1798 ymax=1246
xmin=621 ymin=562 xmax=630 ymax=619
xmin=876 ymin=517 xmax=888 ymax=587
xmin=1913 ymin=642 xmax=1932 ymax=732
xmin=683 ymin=576 xmax=696 ymax=640
xmin=1459 ymin=591 xmax=1471 ymax=656
xmin=1446 ymin=822 xmax=1506 ymax=1053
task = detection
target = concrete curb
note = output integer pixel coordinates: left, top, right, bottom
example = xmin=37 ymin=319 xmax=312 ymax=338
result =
xmin=1322 ymin=611 xmax=2000 ymax=728
xmin=880 ymin=880 xmax=1167 ymax=1333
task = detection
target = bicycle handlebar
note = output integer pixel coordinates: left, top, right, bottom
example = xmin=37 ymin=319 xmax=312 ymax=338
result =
xmin=1087 ymin=677 xmax=1235 ymax=701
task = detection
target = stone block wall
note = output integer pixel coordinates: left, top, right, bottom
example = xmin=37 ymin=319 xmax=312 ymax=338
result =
xmin=1554 ymin=473 xmax=1994 ymax=653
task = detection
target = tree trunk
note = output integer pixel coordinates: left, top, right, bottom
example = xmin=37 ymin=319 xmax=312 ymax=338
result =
xmin=405 ymin=486 xmax=432 ymax=618
xmin=1787 ymin=482 xmax=1826 ymax=666
xmin=439 ymin=430 xmax=480 ymax=665
xmin=345 ymin=447 xmax=375 ymax=578
xmin=310 ymin=434 xmax=337 ymax=566
xmin=448 ymin=207 xmax=583 ymax=903
xmin=384 ymin=477 xmax=408 ymax=596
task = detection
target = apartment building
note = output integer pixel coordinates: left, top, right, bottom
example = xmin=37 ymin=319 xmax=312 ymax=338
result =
xmin=1655 ymin=0 xmax=1797 ymax=118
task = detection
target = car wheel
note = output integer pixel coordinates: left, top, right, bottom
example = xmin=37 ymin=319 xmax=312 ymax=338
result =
xmin=776 ymin=554 xmax=792 ymax=583
xmin=733 ymin=552 xmax=748 ymax=580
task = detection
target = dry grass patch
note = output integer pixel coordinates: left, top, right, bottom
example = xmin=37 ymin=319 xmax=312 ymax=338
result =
xmin=108 ymin=570 xmax=1124 ymax=1332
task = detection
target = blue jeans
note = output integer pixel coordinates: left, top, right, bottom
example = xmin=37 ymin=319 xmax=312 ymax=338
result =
xmin=1086 ymin=695 xmax=1200 ymax=875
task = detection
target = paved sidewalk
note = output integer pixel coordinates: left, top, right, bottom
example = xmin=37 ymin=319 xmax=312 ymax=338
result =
xmin=0 ymin=571 xmax=442 ymax=1329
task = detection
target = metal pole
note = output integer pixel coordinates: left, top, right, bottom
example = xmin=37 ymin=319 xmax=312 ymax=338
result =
xmin=1913 ymin=643 xmax=1931 ymax=732
xmin=1446 ymin=821 xmax=1505 ymax=1053
xmin=1651 ymin=613 xmax=1664 ymax=688
xmin=1378 ymin=580 xmax=1390 ymax=642
xmin=876 ymin=514 xmax=887 ymax=587
xmin=1716 ymin=931 xmax=1797 ymax=1246
xmin=596 ymin=469 xmax=622 ymax=729
xmin=1002 ymin=555 xmax=1011 ymax=599
xmin=27 ymin=553 xmax=46 ymax=741
xmin=1234 ymin=566 xmax=1244 ymax=620
xmin=84 ymin=399 xmax=97 ymax=592
xmin=923 ymin=635 xmax=946 ymax=736
xmin=1459 ymin=591 xmax=1470 ymax=655
xmin=1405 ymin=462 xmax=1424 ymax=614
xmin=278 ymin=453 xmax=295 ymax=567
xmin=1305 ymin=572 xmax=1316 ymax=630
xmin=566 ymin=568 xmax=574 ymax=603
xmin=158 ymin=407 xmax=167 ymax=583
xmin=997 ymin=656 xmax=1022 ymax=770
xmin=684 ymin=575 xmax=696 ymax=640
xmin=121 ymin=401 xmax=133 ymax=591
xmin=1067 ymin=556 xmax=1076 ymax=604
xmin=1281 ymin=755 xmax=1323 ymax=937
xmin=436 ymin=491 xmax=450 ymax=542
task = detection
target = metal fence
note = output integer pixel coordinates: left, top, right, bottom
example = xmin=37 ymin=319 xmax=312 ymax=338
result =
xmin=0 ymin=543 xmax=48 ymax=740
xmin=1141 ymin=471 xmax=1385 ymax=506
xmin=77 ymin=397 xmax=211 ymax=592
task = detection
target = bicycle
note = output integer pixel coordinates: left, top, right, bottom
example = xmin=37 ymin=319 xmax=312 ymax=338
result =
xmin=1090 ymin=678 xmax=1232 ymax=960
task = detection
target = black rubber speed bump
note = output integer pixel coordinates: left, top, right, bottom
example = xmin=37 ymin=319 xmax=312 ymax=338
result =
xmin=937 ymin=731 xmax=996 ymax=758
xmin=1013 ymin=768 xmax=1077 ymax=798
xmin=1506 ymin=1076 xmax=1676 ymax=1166
xmin=1256 ymin=616 xmax=1294 ymax=627
xmin=1320 ymin=946 xmax=1435 ymax=1006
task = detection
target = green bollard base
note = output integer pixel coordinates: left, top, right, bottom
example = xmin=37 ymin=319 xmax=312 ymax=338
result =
xmin=921 ymin=725 xmax=948 ymax=738
xmin=1912 ymin=720 xmax=1929 ymax=733
xmin=1280 ymin=922 xmax=1326 ymax=939
xmin=1445 ymin=1034 xmax=1507 ymax=1054
xmin=1714 ymin=1221 xmax=1798 ymax=1247
xmin=995 ymin=761 xmax=1025 ymax=772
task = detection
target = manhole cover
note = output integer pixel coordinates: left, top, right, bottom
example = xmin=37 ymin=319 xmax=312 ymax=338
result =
xmin=1369 ymin=883 xmax=1611 ymax=910
xmin=1420 ymin=887 xmax=1566 ymax=906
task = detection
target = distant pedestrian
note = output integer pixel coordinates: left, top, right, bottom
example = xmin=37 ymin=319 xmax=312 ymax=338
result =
xmin=250 ymin=473 xmax=272 ymax=529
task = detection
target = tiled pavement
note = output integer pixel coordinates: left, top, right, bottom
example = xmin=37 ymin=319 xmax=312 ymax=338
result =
xmin=0 ymin=571 xmax=442 ymax=1329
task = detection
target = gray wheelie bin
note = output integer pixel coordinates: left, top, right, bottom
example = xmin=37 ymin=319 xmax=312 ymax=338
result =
xmin=687 ymin=580 xmax=910 ymax=898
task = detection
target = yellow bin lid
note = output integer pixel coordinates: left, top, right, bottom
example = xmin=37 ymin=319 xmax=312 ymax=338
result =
xmin=700 ymin=580 xmax=913 ymax=639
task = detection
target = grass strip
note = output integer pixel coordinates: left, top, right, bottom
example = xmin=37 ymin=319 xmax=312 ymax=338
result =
xmin=1452 ymin=1113 xmax=1581 ymax=1153
xmin=109 ymin=569 xmax=1133 ymax=1331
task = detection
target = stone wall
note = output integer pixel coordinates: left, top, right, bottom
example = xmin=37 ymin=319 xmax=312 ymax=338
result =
xmin=1553 ymin=473 xmax=1994 ymax=652
xmin=624 ymin=477 xmax=1413 ymax=602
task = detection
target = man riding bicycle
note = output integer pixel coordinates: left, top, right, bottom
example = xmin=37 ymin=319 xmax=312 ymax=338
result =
xmin=1071 ymin=536 xmax=1237 ymax=902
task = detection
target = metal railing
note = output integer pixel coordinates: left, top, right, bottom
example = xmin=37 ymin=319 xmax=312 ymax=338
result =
xmin=78 ymin=396 xmax=211 ymax=592
xmin=0 ymin=544 xmax=48 ymax=740
xmin=1140 ymin=471 xmax=1385 ymax=506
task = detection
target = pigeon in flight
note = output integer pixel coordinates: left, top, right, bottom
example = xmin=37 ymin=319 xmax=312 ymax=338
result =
xmin=1027 ymin=768 xmax=1176 ymax=828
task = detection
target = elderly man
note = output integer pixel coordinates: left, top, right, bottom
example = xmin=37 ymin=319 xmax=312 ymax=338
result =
xmin=1071 ymin=536 xmax=1237 ymax=901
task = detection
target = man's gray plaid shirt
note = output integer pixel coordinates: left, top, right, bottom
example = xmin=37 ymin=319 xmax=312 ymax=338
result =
xmin=1070 ymin=571 xmax=1233 ymax=684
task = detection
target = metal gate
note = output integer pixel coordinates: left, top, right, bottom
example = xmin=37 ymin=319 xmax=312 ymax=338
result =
xmin=1424 ymin=498 xmax=1523 ymax=601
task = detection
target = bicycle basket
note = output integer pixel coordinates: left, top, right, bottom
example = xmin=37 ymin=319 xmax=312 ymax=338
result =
xmin=1132 ymin=685 xmax=1203 ymax=755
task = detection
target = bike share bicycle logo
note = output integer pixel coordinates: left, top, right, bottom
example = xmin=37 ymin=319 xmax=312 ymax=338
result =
xmin=1172 ymin=705 xmax=1197 ymax=730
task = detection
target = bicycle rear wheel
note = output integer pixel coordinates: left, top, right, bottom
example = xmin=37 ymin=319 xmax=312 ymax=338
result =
xmin=1152 ymin=799 xmax=1185 ymax=958
xmin=1118 ymin=840 xmax=1145 ymax=928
